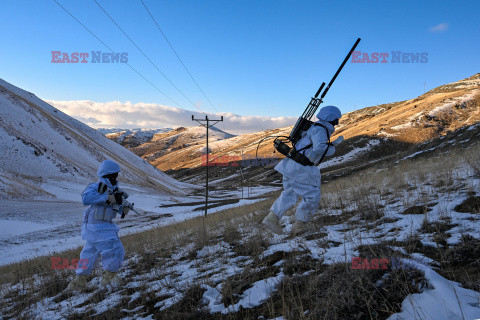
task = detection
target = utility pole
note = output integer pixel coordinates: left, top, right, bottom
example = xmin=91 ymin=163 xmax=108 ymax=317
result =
xmin=192 ymin=115 xmax=224 ymax=218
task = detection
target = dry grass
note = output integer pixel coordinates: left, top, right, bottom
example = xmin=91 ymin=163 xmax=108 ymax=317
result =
xmin=465 ymin=137 xmax=480 ymax=177
xmin=0 ymin=194 xmax=277 ymax=319
xmin=454 ymin=195 xmax=480 ymax=214
xmin=444 ymin=234 xmax=480 ymax=268
xmin=438 ymin=234 xmax=480 ymax=293
xmin=2 ymin=135 xmax=480 ymax=318
xmin=271 ymin=262 xmax=427 ymax=320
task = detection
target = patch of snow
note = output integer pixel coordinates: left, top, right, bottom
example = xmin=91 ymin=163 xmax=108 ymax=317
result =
xmin=403 ymin=146 xmax=438 ymax=160
xmin=319 ymin=139 xmax=381 ymax=169
xmin=0 ymin=219 xmax=50 ymax=237
xmin=429 ymin=91 xmax=479 ymax=117
xmin=387 ymin=259 xmax=480 ymax=320
xmin=223 ymin=275 xmax=282 ymax=313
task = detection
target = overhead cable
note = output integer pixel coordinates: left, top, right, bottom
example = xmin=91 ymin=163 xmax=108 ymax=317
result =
xmin=93 ymin=0 xmax=203 ymax=111
xmin=53 ymin=0 xmax=185 ymax=109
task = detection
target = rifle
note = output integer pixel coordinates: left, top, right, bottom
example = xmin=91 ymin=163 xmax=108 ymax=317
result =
xmin=98 ymin=182 xmax=142 ymax=219
xmin=273 ymin=38 xmax=361 ymax=162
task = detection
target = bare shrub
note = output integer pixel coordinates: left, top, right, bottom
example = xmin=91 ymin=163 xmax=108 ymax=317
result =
xmin=353 ymin=191 xmax=384 ymax=222
xmin=444 ymin=234 xmax=480 ymax=268
xmin=454 ymin=196 xmax=480 ymax=214
xmin=274 ymin=262 xmax=427 ymax=319
xmin=223 ymin=223 xmax=242 ymax=245
xmin=234 ymin=233 xmax=269 ymax=262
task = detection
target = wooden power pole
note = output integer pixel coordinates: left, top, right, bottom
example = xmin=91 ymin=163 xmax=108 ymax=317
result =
xmin=192 ymin=115 xmax=224 ymax=217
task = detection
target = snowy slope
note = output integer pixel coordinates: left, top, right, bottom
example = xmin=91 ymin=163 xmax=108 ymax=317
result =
xmin=2 ymin=144 xmax=480 ymax=319
xmin=104 ymin=128 xmax=173 ymax=147
xmin=98 ymin=128 xmax=171 ymax=135
xmin=128 ymin=125 xmax=236 ymax=169
xmin=0 ymin=78 xmax=194 ymax=198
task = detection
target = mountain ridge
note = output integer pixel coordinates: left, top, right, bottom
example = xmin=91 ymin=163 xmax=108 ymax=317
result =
xmin=105 ymin=73 xmax=480 ymax=176
xmin=0 ymin=78 xmax=196 ymax=199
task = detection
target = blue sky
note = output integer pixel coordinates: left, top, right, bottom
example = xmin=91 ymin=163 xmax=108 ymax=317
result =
xmin=1 ymin=0 xmax=479 ymax=124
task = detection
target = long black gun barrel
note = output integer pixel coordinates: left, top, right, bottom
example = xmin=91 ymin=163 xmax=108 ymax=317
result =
xmin=288 ymin=38 xmax=361 ymax=144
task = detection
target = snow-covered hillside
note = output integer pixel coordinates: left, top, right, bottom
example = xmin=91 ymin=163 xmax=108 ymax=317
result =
xmin=0 ymin=78 xmax=280 ymax=270
xmin=2 ymin=138 xmax=480 ymax=319
xmin=103 ymin=128 xmax=173 ymax=148
xmin=129 ymin=125 xmax=236 ymax=169
xmin=0 ymin=78 xmax=193 ymax=198
xmin=97 ymin=128 xmax=171 ymax=136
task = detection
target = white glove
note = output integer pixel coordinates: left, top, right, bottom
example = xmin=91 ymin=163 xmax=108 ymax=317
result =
xmin=106 ymin=193 xmax=123 ymax=205
xmin=332 ymin=135 xmax=344 ymax=146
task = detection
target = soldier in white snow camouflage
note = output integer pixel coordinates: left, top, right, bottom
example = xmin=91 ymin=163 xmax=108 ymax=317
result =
xmin=68 ymin=160 xmax=129 ymax=291
xmin=263 ymin=106 xmax=344 ymax=235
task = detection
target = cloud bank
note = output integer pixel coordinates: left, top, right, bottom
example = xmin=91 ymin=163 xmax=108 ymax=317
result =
xmin=47 ymin=100 xmax=297 ymax=135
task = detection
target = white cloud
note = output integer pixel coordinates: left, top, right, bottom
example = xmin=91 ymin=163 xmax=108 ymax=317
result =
xmin=46 ymin=100 xmax=297 ymax=135
xmin=429 ymin=23 xmax=449 ymax=33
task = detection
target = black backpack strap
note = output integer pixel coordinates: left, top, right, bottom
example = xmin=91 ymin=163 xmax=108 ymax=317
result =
xmin=311 ymin=123 xmax=333 ymax=165
xmin=290 ymin=123 xmax=334 ymax=166
xmin=312 ymin=123 xmax=331 ymax=142
xmin=294 ymin=123 xmax=331 ymax=152
xmin=316 ymin=142 xmax=334 ymax=165
xmin=296 ymin=143 xmax=313 ymax=154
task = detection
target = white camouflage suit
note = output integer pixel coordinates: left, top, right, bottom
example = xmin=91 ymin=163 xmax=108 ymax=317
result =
xmin=75 ymin=160 xmax=125 ymax=275
xmin=270 ymin=106 xmax=341 ymax=222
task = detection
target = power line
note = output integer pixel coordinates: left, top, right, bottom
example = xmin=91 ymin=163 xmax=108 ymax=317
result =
xmin=93 ymin=0 xmax=203 ymax=112
xmin=139 ymin=0 xmax=228 ymax=133
xmin=192 ymin=115 xmax=224 ymax=220
xmin=52 ymin=0 xmax=185 ymax=109
xmin=139 ymin=0 xmax=219 ymax=114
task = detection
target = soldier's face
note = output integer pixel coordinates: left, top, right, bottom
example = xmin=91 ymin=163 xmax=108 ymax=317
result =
xmin=105 ymin=172 xmax=118 ymax=185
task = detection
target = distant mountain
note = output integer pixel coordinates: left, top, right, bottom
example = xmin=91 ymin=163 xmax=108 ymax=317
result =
xmin=0 ymin=78 xmax=195 ymax=199
xmin=126 ymin=126 xmax=236 ymax=169
xmin=102 ymin=128 xmax=173 ymax=148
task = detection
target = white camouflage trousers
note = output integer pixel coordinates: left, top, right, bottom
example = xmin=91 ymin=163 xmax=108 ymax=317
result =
xmin=270 ymin=176 xmax=321 ymax=222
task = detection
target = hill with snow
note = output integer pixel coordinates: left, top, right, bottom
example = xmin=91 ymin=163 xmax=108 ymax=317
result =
xmin=0 ymin=78 xmax=193 ymax=198
xmin=336 ymin=73 xmax=480 ymax=143
xmin=103 ymin=128 xmax=173 ymax=148
xmin=2 ymin=128 xmax=480 ymax=319
xmin=129 ymin=125 xmax=236 ymax=169
xmin=104 ymin=74 xmax=480 ymax=188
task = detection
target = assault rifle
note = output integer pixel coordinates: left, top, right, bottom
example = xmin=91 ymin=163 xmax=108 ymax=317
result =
xmin=98 ymin=182 xmax=142 ymax=219
xmin=273 ymin=38 xmax=361 ymax=164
